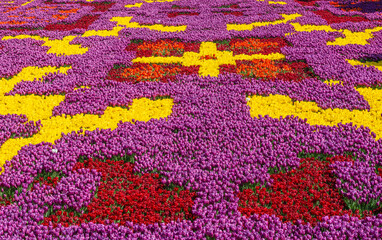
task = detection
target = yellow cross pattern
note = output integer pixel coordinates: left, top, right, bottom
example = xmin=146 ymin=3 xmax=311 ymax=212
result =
xmin=132 ymin=42 xmax=285 ymax=77
xmin=0 ymin=66 xmax=173 ymax=172
xmin=247 ymin=85 xmax=382 ymax=140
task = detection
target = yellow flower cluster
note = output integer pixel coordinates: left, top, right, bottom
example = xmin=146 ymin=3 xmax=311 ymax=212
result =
xmin=347 ymin=59 xmax=382 ymax=72
xmin=247 ymin=86 xmax=382 ymax=140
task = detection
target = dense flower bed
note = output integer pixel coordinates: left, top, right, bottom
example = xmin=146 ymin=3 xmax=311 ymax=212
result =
xmin=1 ymin=0 xmax=382 ymax=239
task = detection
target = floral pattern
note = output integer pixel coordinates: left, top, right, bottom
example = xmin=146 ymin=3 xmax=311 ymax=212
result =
xmin=0 ymin=0 xmax=382 ymax=239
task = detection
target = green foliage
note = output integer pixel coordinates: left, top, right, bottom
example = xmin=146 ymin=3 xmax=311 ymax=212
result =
xmin=342 ymin=196 xmax=380 ymax=218
xmin=113 ymin=64 xmax=129 ymax=69
xmin=267 ymin=165 xmax=293 ymax=174
xmin=375 ymin=164 xmax=382 ymax=175
xmin=213 ymin=39 xmax=230 ymax=46
xmin=239 ymin=181 xmax=269 ymax=193
xmin=356 ymin=83 xmax=382 ymax=90
xmin=218 ymin=4 xmax=236 ymax=8
xmin=297 ymin=151 xmax=334 ymax=163
xmin=35 ymin=170 xmax=65 ymax=182
xmin=151 ymin=95 xmax=171 ymax=101
xmin=163 ymin=180 xmax=193 ymax=193
xmin=2 ymin=75 xmax=13 ymax=80
xmin=0 ymin=186 xmax=19 ymax=205
xmin=130 ymin=39 xmax=143 ymax=44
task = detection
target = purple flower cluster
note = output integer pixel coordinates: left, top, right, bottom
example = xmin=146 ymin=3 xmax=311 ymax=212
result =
xmin=331 ymin=160 xmax=382 ymax=205
xmin=54 ymin=169 xmax=101 ymax=212
xmin=0 ymin=114 xmax=41 ymax=148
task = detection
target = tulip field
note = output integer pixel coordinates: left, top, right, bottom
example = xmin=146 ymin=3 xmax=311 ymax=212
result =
xmin=0 ymin=0 xmax=382 ymax=239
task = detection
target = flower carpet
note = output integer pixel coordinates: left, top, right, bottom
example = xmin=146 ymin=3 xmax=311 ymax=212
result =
xmin=1 ymin=0 xmax=382 ymax=239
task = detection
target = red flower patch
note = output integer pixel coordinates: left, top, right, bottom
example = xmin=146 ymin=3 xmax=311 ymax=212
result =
xmin=107 ymin=63 xmax=199 ymax=83
xmin=81 ymin=2 xmax=115 ymax=13
xmin=377 ymin=165 xmax=382 ymax=178
xmin=31 ymin=177 xmax=59 ymax=191
xmin=220 ymin=60 xmax=314 ymax=82
xmin=107 ymin=39 xmax=203 ymax=83
xmin=0 ymin=195 xmax=12 ymax=207
xmin=215 ymin=37 xmax=288 ymax=55
xmin=167 ymin=12 xmax=200 ymax=18
xmin=44 ymin=1 xmax=115 ymax=12
xmin=212 ymin=11 xmax=244 ymax=16
xmin=218 ymin=3 xmax=240 ymax=9
xmin=41 ymin=158 xmax=197 ymax=227
xmin=294 ymin=0 xmax=318 ymax=7
xmin=237 ymin=155 xmax=377 ymax=227
xmin=126 ymin=39 xmax=200 ymax=57
xmin=171 ymin=5 xmax=194 ymax=10
xmin=44 ymin=14 xmax=99 ymax=31
xmin=314 ymin=10 xmax=368 ymax=24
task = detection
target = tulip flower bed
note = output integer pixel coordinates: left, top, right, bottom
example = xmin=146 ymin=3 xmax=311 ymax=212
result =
xmin=1 ymin=0 xmax=382 ymax=239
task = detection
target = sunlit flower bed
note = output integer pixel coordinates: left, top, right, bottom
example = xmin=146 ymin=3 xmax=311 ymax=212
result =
xmin=1 ymin=0 xmax=382 ymax=238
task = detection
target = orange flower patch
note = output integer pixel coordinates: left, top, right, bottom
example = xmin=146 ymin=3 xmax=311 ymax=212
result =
xmin=126 ymin=39 xmax=200 ymax=57
xmin=220 ymin=60 xmax=315 ymax=82
xmin=0 ymin=20 xmax=27 ymax=25
xmin=3 ymin=7 xmax=18 ymax=13
xmin=200 ymin=54 xmax=217 ymax=60
xmin=137 ymin=40 xmax=185 ymax=57
xmin=52 ymin=14 xmax=68 ymax=20
xmin=59 ymin=8 xmax=79 ymax=14
xmin=0 ymin=5 xmax=80 ymax=27
xmin=107 ymin=63 xmax=199 ymax=83
xmin=236 ymin=59 xmax=289 ymax=79
xmin=215 ymin=37 xmax=288 ymax=55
